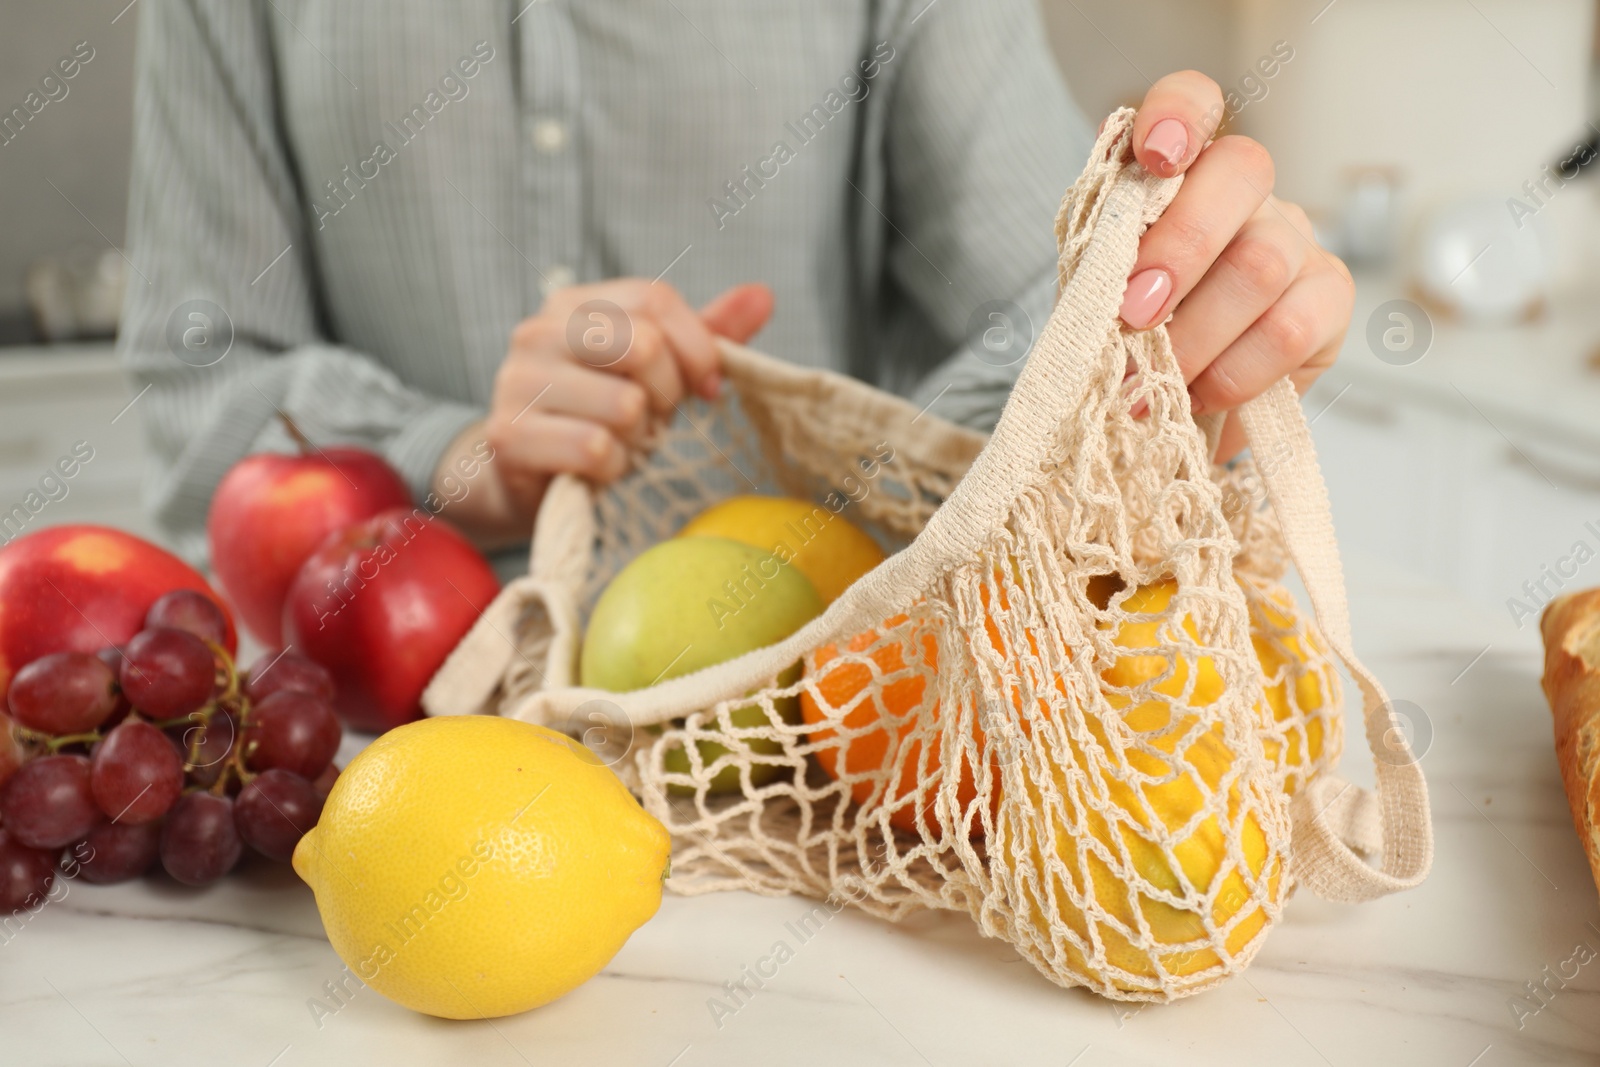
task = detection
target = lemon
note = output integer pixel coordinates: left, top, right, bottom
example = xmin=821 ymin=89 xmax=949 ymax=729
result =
xmin=1009 ymin=697 xmax=1278 ymax=989
xmin=1103 ymin=578 xmax=1330 ymax=793
xmin=677 ymin=495 xmax=885 ymax=603
xmin=1099 ymin=580 xmax=1226 ymax=707
xmin=1243 ymin=577 xmax=1330 ymax=794
xmin=293 ymin=715 xmax=671 ymax=1019
xmin=995 ymin=580 xmax=1283 ymax=991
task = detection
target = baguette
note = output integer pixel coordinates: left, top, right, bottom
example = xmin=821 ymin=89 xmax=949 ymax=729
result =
xmin=1540 ymin=587 xmax=1600 ymax=895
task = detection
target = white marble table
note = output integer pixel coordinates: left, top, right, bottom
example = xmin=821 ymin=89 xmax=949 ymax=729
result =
xmin=3 ymin=548 xmax=1596 ymax=1067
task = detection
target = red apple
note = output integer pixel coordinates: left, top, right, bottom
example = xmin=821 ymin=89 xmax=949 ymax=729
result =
xmin=283 ymin=508 xmax=499 ymax=733
xmin=207 ymin=430 xmax=411 ymax=648
xmin=0 ymin=525 xmax=235 ymax=702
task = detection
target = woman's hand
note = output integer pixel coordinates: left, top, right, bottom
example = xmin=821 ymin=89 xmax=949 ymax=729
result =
xmin=433 ymin=279 xmax=774 ymax=548
xmin=1121 ymin=71 xmax=1353 ymax=460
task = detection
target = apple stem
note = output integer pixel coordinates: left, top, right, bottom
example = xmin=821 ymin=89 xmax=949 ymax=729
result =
xmin=279 ymin=411 xmax=315 ymax=454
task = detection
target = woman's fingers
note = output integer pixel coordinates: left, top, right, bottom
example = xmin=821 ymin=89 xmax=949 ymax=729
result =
xmin=1213 ymin=412 xmax=1248 ymax=465
xmin=1121 ymin=136 xmax=1275 ymax=329
xmin=610 ymin=315 xmax=688 ymax=414
xmin=643 ymin=282 xmax=723 ymax=401
xmin=497 ymin=357 xmax=651 ymax=443
xmin=497 ymin=411 xmax=631 ymax=486
xmin=1186 ymin=252 xmax=1353 ymax=417
xmin=700 ymin=283 xmax=775 ymax=345
xmin=491 ymin=276 xmax=775 ymax=494
xmin=531 ymin=278 xmax=768 ymax=404
xmin=1165 ymin=203 xmax=1306 ymax=384
xmin=1120 ymin=75 xmax=1349 ymax=446
xmin=1131 ymin=71 xmax=1226 ymax=176
xmin=539 ymin=279 xmax=704 ymax=410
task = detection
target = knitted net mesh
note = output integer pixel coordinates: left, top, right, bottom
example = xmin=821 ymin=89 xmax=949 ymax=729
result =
xmin=425 ymin=110 xmax=1358 ymax=1001
xmin=595 ymin=348 xmax=1341 ymax=1000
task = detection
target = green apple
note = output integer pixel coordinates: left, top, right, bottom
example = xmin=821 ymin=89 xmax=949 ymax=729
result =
xmin=579 ymin=537 xmax=824 ymax=792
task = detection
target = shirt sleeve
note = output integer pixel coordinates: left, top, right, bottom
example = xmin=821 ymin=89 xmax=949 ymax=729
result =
xmin=117 ymin=0 xmax=482 ymax=561
xmin=883 ymin=0 xmax=1097 ymax=431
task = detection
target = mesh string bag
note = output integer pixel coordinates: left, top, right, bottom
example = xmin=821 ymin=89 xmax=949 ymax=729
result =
xmin=425 ymin=108 xmax=1433 ymax=1001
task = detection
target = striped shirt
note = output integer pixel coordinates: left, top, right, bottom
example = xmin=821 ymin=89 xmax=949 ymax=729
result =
xmin=118 ymin=0 xmax=1094 ymax=560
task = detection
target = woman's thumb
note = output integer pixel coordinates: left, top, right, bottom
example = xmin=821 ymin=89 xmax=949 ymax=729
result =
xmin=699 ymin=283 xmax=774 ymax=343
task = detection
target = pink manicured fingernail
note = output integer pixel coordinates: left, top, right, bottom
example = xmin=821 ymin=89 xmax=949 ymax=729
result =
xmin=1188 ymin=391 xmax=1204 ymax=416
xmin=1144 ymin=118 xmax=1188 ymax=174
xmin=1130 ymin=398 xmax=1149 ymax=419
xmin=1123 ymin=355 xmax=1138 ymax=380
xmin=1119 ymin=268 xmax=1172 ymax=329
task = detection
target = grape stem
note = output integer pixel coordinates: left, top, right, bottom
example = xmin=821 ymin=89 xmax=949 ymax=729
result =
xmin=43 ymin=730 xmax=102 ymax=753
xmin=182 ymin=708 xmax=214 ymax=768
xmin=151 ymin=709 xmax=208 ymax=731
xmin=165 ymin=643 xmax=254 ymax=796
xmin=11 ymin=722 xmax=103 ymax=754
xmin=207 ymin=757 xmax=249 ymax=796
xmin=205 ymin=647 xmax=253 ymax=795
xmin=206 ymin=640 xmax=241 ymax=705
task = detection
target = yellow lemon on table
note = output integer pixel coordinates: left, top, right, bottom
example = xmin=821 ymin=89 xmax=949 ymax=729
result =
xmin=293 ymin=715 xmax=671 ymax=1020
xmin=677 ymin=495 xmax=885 ymax=603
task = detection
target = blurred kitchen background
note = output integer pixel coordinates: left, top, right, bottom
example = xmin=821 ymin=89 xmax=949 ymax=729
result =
xmin=2 ymin=0 xmax=1599 ymax=637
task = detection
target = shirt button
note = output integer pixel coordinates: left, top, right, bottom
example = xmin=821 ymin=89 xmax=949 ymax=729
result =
xmin=542 ymin=265 xmax=575 ymax=294
xmin=531 ymin=118 xmax=568 ymax=154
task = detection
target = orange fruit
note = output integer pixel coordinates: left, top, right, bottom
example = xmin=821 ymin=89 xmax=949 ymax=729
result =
xmin=800 ymin=615 xmax=979 ymax=835
xmin=802 ymin=570 xmax=1044 ymax=838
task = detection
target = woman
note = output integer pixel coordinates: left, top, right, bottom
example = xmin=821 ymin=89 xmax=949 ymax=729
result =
xmin=119 ymin=0 xmax=1350 ymax=560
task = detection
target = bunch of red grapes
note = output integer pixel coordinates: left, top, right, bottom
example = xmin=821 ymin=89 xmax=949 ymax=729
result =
xmin=0 ymin=590 xmax=342 ymax=913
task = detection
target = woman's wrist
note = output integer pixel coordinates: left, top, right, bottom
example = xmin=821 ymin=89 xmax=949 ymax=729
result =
xmin=428 ymin=419 xmax=542 ymax=551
